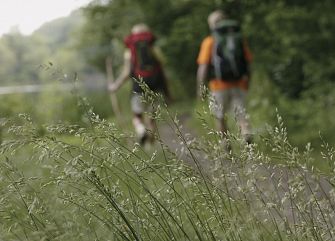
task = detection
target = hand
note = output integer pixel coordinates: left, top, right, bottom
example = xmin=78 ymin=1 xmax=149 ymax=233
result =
xmin=108 ymin=83 xmax=118 ymax=92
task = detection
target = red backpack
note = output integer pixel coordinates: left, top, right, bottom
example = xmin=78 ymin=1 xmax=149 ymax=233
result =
xmin=125 ymin=31 xmax=161 ymax=78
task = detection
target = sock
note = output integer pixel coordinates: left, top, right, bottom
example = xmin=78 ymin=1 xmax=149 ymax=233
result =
xmin=133 ymin=118 xmax=146 ymax=138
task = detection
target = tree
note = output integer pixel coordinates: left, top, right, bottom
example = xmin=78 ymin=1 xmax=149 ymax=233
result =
xmin=80 ymin=0 xmax=228 ymax=97
xmin=80 ymin=0 xmax=335 ymax=98
xmin=242 ymin=0 xmax=335 ymax=97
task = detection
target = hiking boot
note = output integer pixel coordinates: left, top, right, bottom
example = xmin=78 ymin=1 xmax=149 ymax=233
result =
xmin=244 ymin=134 xmax=253 ymax=145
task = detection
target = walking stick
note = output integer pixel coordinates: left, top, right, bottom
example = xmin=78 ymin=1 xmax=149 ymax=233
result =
xmin=106 ymin=56 xmax=121 ymax=118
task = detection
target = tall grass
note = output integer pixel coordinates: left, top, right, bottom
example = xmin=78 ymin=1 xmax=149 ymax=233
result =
xmin=0 ymin=84 xmax=334 ymax=241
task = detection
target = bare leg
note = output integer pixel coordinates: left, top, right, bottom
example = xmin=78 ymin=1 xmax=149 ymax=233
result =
xmin=210 ymin=90 xmax=230 ymax=151
xmin=147 ymin=117 xmax=157 ymax=143
xmin=232 ymin=89 xmax=252 ymax=144
xmin=132 ymin=113 xmax=148 ymax=145
xmin=216 ymin=117 xmax=231 ymax=151
xmin=238 ymin=117 xmax=252 ymax=144
xmin=234 ymin=101 xmax=252 ymax=144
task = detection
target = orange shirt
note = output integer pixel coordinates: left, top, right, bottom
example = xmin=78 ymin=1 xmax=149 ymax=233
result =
xmin=197 ymin=36 xmax=252 ymax=91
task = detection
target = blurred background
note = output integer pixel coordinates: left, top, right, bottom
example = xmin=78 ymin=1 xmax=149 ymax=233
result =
xmin=0 ymin=0 xmax=334 ymax=149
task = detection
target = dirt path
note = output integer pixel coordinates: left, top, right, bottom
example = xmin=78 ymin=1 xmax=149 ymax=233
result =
xmin=156 ymin=111 xmax=335 ymax=231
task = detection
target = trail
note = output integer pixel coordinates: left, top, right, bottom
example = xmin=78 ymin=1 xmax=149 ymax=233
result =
xmin=156 ymin=111 xmax=335 ymax=231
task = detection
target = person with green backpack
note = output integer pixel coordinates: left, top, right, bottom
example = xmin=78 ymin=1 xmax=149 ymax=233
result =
xmin=197 ymin=10 xmax=253 ymax=146
xmin=108 ymin=23 xmax=170 ymax=146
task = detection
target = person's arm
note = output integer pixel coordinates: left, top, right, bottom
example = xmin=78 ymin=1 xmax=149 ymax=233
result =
xmin=196 ymin=36 xmax=212 ymax=98
xmin=108 ymin=50 xmax=131 ymax=92
xmin=197 ymin=64 xmax=209 ymax=98
xmin=152 ymin=46 xmax=166 ymax=64
xmin=243 ymin=38 xmax=252 ymax=83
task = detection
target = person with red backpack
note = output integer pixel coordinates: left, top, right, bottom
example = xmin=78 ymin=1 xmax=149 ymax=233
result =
xmin=108 ymin=23 xmax=170 ymax=145
xmin=197 ymin=10 xmax=252 ymax=146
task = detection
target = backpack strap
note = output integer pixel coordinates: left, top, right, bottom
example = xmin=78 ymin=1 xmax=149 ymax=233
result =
xmin=212 ymin=40 xmax=223 ymax=80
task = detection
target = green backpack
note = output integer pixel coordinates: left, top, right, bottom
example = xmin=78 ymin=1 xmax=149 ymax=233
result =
xmin=212 ymin=19 xmax=248 ymax=81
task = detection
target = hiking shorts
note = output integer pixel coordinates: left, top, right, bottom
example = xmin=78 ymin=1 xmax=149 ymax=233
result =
xmin=131 ymin=93 xmax=155 ymax=115
xmin=209 ymin=88 xmax=247 ymax=120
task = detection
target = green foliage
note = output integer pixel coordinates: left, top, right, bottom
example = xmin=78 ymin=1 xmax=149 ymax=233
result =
xmin=242 ymin=0 xmax=335 ymax=97
xmin=246 ymin=72 xmax=335 ymax=149
xmin=0 ymin=94 xmax=37 ymax=118
xmin=36 ymin=86 xmax=82 ymax=124
xmin=36 ymin=10 xmax=85 ymax=51
xmin=0 ymin=92 xmax=334 ymax=240
xmin=79 ymin=0 xmax=144 ymax=72
xmin=0 ymin=9 xmax=92 ymax=86
xmin=80 ymin=0 xmax=228 ymax=97
xmin=0 ymin=32 xmax=49 ymax=85
xmin=80 ymin=0 xmax=335 ymax=99
xmin=0 ymin=0 xmax=334 ymax=182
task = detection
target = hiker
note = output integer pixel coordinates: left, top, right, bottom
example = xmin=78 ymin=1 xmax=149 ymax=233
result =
xmin=108 ymin=23 xmax=170 ymax=145
xmin=197 ymin=10 xmax=252 ymax=145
